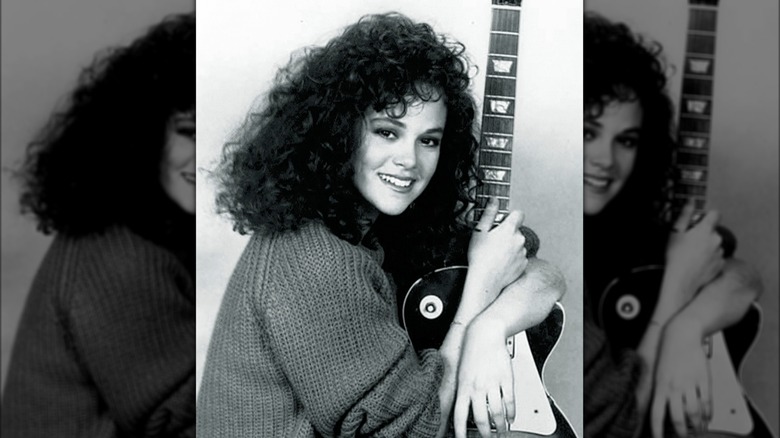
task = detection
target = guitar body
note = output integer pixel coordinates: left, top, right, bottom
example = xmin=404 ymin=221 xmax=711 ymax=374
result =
xmin=597 ymin=267 xmax=773 ymax=438
xmin=403 ymin=267 xmax=576 ymax=438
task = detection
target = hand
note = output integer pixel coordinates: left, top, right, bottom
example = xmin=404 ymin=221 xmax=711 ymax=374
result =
xmin=467 ymin=197 xmax=529 ymax=296
xmin=650 ymin=317 xmax=712 ymax=438
xmin=663 ymin=202 xmax=725 ymax=308
xmin=453 ymin=318 xmax=515 ymax=438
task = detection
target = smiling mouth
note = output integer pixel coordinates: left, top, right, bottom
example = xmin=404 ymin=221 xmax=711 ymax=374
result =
xmin=181 ymin=172 xmax=196 ymax=184
xmin=584 ymin=174 xmax=610 ymax=190
xmin=379 ymin=173 xmax=414 ymax=189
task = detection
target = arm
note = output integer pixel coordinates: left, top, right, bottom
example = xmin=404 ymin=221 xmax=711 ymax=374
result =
xmin=453 ymin=258 xmax=565 ymax=438
xmin=650 ymin=257 xmax=763 ymax=437
xmin=68 ymin=231 xmax=195 ymax=437
xmin=264 ymin=229 xmax=445 ymax=438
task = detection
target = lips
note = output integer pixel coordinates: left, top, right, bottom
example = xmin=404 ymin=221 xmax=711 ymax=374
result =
xmin=379 ymin=173 xmax=414 ymax=190
xmin=181 ymin=171 xmax=196 ymax=184
xmin=584 ymin=174 xmax=610 ymax=191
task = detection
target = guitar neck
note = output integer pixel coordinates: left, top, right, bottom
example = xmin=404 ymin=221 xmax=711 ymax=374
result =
xmin=672 ymin=0 xmax=720 ymax=220
xmin=474 ymin=0 xmax=523 ymax=225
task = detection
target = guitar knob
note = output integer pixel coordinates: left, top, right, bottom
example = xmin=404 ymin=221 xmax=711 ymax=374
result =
xmin=616 ymin=295 xmax=640 ymax=320
xmin=419 ymin=295 xmax=443 ymax=320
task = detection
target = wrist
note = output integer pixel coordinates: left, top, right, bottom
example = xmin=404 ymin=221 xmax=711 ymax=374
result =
xmin=469 ymin=313 xmax=509 ymax=341
xmin=665 ymin=312 xmax=705 ymax=343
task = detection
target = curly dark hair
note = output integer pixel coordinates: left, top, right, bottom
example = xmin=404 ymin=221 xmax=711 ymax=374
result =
xmin=584 ymin=12 xmax=676 ymax=222
xmin=215 ymin=13 xmax=480 ymax=281
xmin=17 ymin=13 xmax=195 ymax=237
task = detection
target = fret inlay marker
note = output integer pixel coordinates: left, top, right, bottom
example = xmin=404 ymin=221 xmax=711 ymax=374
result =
xmin=492 ymin=59 xmax=514 ymax=74
xmin=490 ymin=99 xmax=511 ymax=114
xmin=487 ymin=137 xmax=510 ymax=149
xmin=689 ymin=59 xmax=711 ymax=74
xmin=681 ymin=169 xmax=706 ymax=181
xmin=681 ymin=136 xmax=708 ymax=148
xmin=483 ymin=169 xmax=509 ymax=181
xmin=686 ymin=99 xmax=709 ymax=114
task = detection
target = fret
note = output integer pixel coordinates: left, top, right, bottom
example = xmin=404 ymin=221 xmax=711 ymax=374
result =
xmin=690 ymin=0 xmax=719 ymax=6
xmin=674 ymin=184 xmax=708 ymax=197
xmin=681 ymin=77 xmax=713 ymax=96
xmin=485 ymin=94 xmax=515 ymax=100
xmin=688 ymin=29 xmax=716 ymax=36
xmin=685 ymin=34 xmax=716 ymax=55
xmin=479 ymin=150 xmax=513 ymax=167
xmin=489 ymin=34 xmax=520 ymax=56
xmin=485 ymin=77 xmax=517 ymax=97
xmin=679 ymin=116 xmax=711 ymax=134
xmin=481 ymin=117 xmax=514 ymax=135
xmin=476 ymin=194 xmax=511 ymax=201
xmin=688 ymin=9 xmax=718 ymax=31
xmin=676 ymin=151 xmax=709 ymax=166
xmin=488 ymin=53 xmax=518 ymax=59
xmin=480 ymin=164 xmax=512 ymax=171
xmin=481 ymin=184 xmax=511 ymax=197
xmin=492 ymin=30 xmax=520 ymax=36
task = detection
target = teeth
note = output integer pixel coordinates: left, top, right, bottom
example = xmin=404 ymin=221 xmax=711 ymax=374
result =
xmin=380 ymin=174 xmax=412 ymax=188
xmin=584 ymin=175 xmax=608 ymax=188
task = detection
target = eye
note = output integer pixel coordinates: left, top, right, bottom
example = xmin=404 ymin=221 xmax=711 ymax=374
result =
xmin=375 ymin=128 xmax=396 ymax=139
xmin=176 ymin=126 xmax=196 ymax=141
xmin=420 ymin=137 xmax=441 ymax=148
xmin=616 ymin=135 xmax=639 ymax=149
xmin=583 ymin=126 xmax=596 ymax=142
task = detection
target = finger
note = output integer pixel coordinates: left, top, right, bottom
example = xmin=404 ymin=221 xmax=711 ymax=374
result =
xmin=700 ymin=373 xmax=713 ymax=424
xmin=476 ymin=197 xmax=499 ymax=232
xmin=674 ymin=201 xmax=696 ymax=231
xmin=472 ymin=396 xmax=492 ymax=438
xmin=502 ymin=381 xmax=516 ymax=425
xmin=453 ymin=394 xmax=470 ymax=438
xmin=488 ymin=388 xmax=507 ymax=436
xmin=499 ymin=210 xmax=523 ymax=231
xmin=650 ymin=393 xmax=667 ymax=438
xmin=669 ymin=395 xmax=688 ymax=438
xmin=684 ymin=387 xmax=703 ymax=433
xmin=700 ymin=209 xmax=720 ymax=228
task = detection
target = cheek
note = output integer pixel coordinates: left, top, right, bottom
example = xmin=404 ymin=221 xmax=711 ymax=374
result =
xmin=616 ymin=148 xmax=638 ymax=178
xmin=165 ymin=137 xmax=195 ymax=169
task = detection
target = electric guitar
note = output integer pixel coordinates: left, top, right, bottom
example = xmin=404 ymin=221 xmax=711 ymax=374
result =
xmin=597 ymin=1 xmax=773 ymax=436
xmin=403 ymin=1 xmax=574 ymax=436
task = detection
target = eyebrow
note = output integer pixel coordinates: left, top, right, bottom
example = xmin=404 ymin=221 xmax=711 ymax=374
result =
xmin=584 ymin=119 xmax=641 ymax=134
xmin=368 ymin=116 xmax=445 ymax=134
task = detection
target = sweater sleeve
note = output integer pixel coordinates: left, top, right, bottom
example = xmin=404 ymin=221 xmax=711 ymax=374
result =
xmin=259 ymin=229 xmax=445 ymax=437
xmin=583 ymin=290 xmax=642 ymax=438
xmin=63 ymin=230 xmax=195 ymax=437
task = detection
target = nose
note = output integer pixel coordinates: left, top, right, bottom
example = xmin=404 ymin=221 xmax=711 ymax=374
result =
xmin=585 ymin=137 xmax=613 ymax=169
xmin=392 ymin=139 xmax=417 ymax=168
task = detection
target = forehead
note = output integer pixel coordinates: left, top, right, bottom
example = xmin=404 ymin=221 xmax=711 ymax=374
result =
xmin=367 ymin=98 xmax=447 ymax=124
xmin=587 ymin=99 xmax=643 ymax=128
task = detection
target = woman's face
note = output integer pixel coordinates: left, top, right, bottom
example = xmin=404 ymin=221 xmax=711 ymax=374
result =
xmin=584 ymin=100 xmax=642 ymax=215
xmin=352 ymin=98 xmax=446 ymax=216
xmin=160 ymin=111 xmax=195 ymax=214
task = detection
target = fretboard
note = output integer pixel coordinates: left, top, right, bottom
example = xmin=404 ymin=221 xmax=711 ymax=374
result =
xmin=672 ymin=0 xmax=720 ymax=219
xmin=474 ymin=0 xmax=523 ymax=224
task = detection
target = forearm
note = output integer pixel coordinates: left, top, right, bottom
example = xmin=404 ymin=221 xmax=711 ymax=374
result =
xmin=669 ymin=257 xmax=762 ymax=339
xmin=472 ymin=258 xmax=565 ymax=338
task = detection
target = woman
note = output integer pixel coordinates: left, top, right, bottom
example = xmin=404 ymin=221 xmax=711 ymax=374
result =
xmin=583 ymin=12 xmax=762 ymax=438
xmin=2 ymin=13 xmax=195 ymax=438
xmin=197 ymin=13 xmax=564 ymax=438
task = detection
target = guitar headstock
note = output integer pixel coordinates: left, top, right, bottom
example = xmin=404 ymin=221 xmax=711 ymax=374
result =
xmin=493 ymin=0 xmax=523 ymax=6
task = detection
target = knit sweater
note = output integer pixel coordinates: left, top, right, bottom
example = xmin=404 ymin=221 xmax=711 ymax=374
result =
xmin=197 ymin=222 xmax=445 ymax=437
xmin=1 ymin=225 xmax=196 ymax=438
